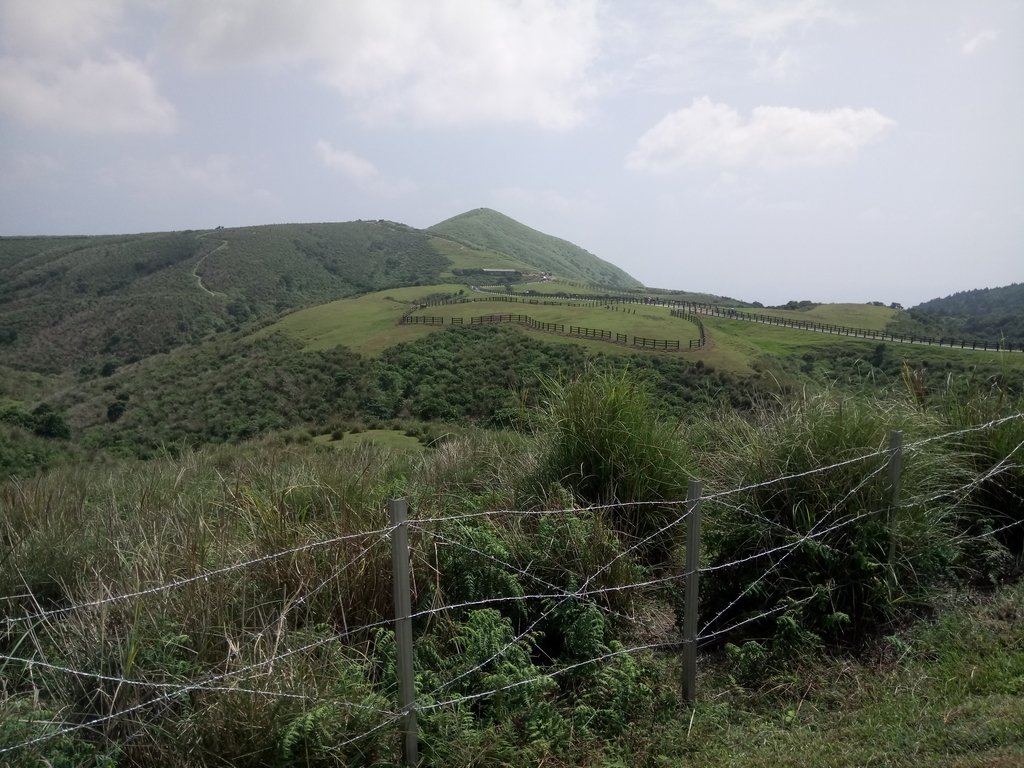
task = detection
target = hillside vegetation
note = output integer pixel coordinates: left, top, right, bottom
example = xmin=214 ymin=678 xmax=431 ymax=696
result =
xmin=887 ymin=282 xmax=1024 ymax=343
xmin=0 ymin=232 xmax=223 ymax=372
xmin=47 ymin=324 xmax=765 ymax=462
xmin=194 ymin=221 xmax=448 ymax=318
xmin=2 ymin=376 xmax=1022 ymax=766
xmin=0 ymin=213 xmax=647 ymax=376
xmin=2 ymin=205 xmax=1024 ymax=765
xmin=430 ymin=208 xmax=642 ymax=289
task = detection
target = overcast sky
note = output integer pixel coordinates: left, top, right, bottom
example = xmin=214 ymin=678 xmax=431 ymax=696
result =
xmin=1 ymin=1 xmax=1021 ymax=306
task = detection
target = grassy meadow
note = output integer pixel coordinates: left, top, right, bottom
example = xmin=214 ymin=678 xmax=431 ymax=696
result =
xmin=260 ymin=284 xmax=465 ymax=355
xmin=3 ymin=214 xmax=1024 ymax=766
xmin=261 ymin=282 xmax=1022 ymax=381
xmin=739 ymin=302 xmax=899 ymax=330
xmin=2 ymin=377 xmax=1022 ymax=766
xmin=430 ymin=237 xmax=537 ymax=274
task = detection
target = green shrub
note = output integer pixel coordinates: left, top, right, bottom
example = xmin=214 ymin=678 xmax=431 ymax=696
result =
xmin=934 ymin=387 xmax=1024 ymax=579
xmin=697 ymin=391 xmax=967 ymax=655
xmin=526 ymin=368 xmax=694 ymax=562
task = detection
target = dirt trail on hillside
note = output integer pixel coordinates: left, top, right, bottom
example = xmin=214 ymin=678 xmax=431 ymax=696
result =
xmin=192 ymin=238 xmax=227 ymax=297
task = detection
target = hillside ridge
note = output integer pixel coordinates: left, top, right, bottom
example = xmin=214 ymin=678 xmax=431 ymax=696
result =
xmin=429 ymin=208 xmax=642 ymax=289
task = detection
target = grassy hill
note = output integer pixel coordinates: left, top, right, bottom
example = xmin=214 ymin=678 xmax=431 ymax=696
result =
xmin=3 ymin=211 xmax=1022 ymax=484
xmin=429 ymin=208 xmax=643 ymax=289
xmin=887 ymin=282 xmax=1024 ymax=343
xmin=0 ymin=214 xmax=647 ymax=375
xmin=0 ymin=223 xmax=448 ymax=373
xmin=0 ymin=231 xmax=226 ymax=372
xmin=4 ymin=220 xmax=1024 ymax=765
xmin=194 ymin=221 xmax=447 ymax=315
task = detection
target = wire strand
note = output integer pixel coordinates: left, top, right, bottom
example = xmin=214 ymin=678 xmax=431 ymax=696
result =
xmin=2 ymin=524 xmax=398 ymax=627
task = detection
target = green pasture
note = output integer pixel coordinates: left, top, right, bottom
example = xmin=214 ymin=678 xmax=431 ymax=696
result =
xmin=262 ymin=285 xmax=1024 ymax=375
xmin=705 ymin=312 xmax=1024 ymax=368
xmin=700 ymin=315 xmax=1024 ymax=375
xmin=260 ymin=283 xmax=465 ymax=355
xmin=749 ymin=303 xmax=898 ymax=331
xmin=413 ymin=297 xmax=701 ymax=345
xmin=314 ymin=428 xmax=424 ymax=451
xmin=430 ymin=236 xmax=536 ymax=273
xmin=264 ymin=287 xmax=704 ymax=359
xmin=706 ymin=316 xmax=835 ymax=356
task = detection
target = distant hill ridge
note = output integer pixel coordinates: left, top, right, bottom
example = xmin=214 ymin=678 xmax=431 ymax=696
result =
xmin=889 ymin=283 xmax=1024 ymax=343
xmin=429 ymin=208 xmax=642 ymax=289
xmin=913 ymin=283 xmax=1024 ymax=316
xmin=0 ymin=210 xmax=643 ymax=373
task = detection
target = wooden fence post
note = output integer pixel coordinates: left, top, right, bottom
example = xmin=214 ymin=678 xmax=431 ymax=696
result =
xmin=683 ymin=480 xmax=703 ymax=705
xmin=886 ymin=432 xmax=903 ymax=594
xmin=389 ymin=498 xmax=418 ymax=766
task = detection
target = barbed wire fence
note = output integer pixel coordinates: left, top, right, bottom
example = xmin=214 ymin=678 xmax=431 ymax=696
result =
xmin=1 ymin=414 xmax=1022 ymax=763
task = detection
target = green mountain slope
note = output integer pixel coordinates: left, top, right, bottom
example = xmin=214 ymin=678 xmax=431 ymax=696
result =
xmin=0 ymin=213 xmax=640 ymax=374
xmin=429 ymin=208 xmax=642 ymax=289
xmin=0 ymin=231 xmax=223 ymax=372
xmin=0 ymin=222 xmax=447 ymax=373
xmin=886 ymin=283 xmax=1024 ymax=342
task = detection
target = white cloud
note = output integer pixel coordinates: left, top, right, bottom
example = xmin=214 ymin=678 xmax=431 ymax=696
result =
xmin=169 ymin=0 xmax=600 ymax=130
xmin=0 ymin=0 xmax=175 ymax=135
xmin=0 ymin=53 xmax=175 ymax=134
xmin=626 ymin=97 xmax=895 ymax=172
xmin=0 ymin=0 xmax=124 ymax=58
xmin=100 ymin=153 xmax=275 ymax=203
xmin=753 ymin=48 xmax=800 ymax=81
xmin=315 ymin=141 xmax=379 ymax=183
xmin=315 ymin=140 xmax=416 ymax=197
xmin=962 ymin=29 xmax=998 ymax=55
xmin=608 ymin=1 xmax=850 ymax=95
xmin=710 ymin=0 xmax=849 ymax=42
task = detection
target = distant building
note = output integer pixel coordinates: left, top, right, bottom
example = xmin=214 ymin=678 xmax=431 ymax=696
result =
xmin=480 ymin=268 xmax=519 ymax=275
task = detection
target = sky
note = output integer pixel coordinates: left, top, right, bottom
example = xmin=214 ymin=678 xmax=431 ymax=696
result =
xmin=1 ymin=1 xmax=1021 ymax=306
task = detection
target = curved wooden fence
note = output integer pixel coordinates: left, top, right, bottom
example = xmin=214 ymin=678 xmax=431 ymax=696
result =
xmin=466 ymin=291 xmax=1020 ymax=353
xmin=400 ymin=311 xmax=692 ymax=352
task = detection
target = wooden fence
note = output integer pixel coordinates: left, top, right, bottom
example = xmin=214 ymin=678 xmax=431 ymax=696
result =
xmin=402 ymin=311 xmax=687 ymax=352
xmin=670 ymin=309 xmax=707 ymax=349
xmin=633 ymin=337 xmax=680 ymax=351
xmin=681 ymin=303 xmax=1021 ymax=352
xmin=479 ymin=290 xmax=1020 ymax=353
xmin=410 ymin=288 xmax=1024 ymax=354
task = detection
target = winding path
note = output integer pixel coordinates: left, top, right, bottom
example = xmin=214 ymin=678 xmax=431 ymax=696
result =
xmin=192 ymin=235 xmax=227 ymax=297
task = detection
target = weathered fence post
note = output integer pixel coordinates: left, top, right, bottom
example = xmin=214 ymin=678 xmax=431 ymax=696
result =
xmin=389 ymin=498 xmax=418 ymax=766
xmin=886 ymin=432 xmax=903 ymax=594
xmin=683 ymin=480 xmax=703 ymax=705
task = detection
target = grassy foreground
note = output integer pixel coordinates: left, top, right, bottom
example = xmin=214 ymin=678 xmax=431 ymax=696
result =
xmin=1 ymin=376 xmax=1022 ymax=766
xmin=672 ymin=586 xmax=1024 ymax=768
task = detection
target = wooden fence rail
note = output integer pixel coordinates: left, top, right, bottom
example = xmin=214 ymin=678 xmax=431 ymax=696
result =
xmin=478 ymin=289 xmax=1019 ymax=353
xmin=402 ymin=311 xmax=688 ymax=352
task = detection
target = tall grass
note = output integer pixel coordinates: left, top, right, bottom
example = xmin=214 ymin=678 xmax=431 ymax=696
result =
xmin=0 ymin=439 xmax=411 ymax=765
xmin=525 ymin=367 xmax=694 ymax=562
xmin=697 ymin=390 xmax=968 ymax=652
xmin=933 ymin=384 xmax=1024 ymax=578
xmin=3 ymin=377 xmax=1023 ymax=764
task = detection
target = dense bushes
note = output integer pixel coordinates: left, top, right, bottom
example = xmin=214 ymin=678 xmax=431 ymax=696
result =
xmin=696 ymin=392 xmax=967 ymax=654
xmin=65 ymin=334 xmax=373 ymax=456
xmin=2 ymin=372 xmax=1023 ymax=764
xmin=937 ymin=388 xmax=1024 ymax=571
xmin=373 ymin=325 xmax=764 ymax=427
xmin=526 ymin=368 xmax=694 ymax=562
